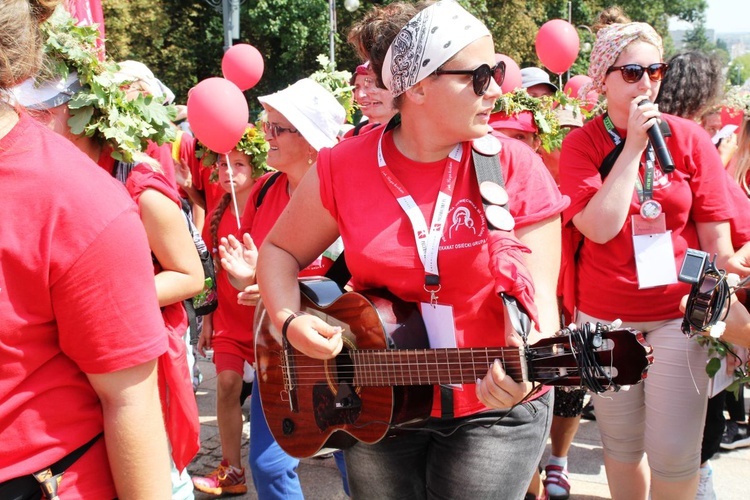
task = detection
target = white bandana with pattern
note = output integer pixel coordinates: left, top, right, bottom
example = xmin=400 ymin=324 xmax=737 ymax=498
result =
xmin=382 ymin=0 xmax=490 ymax=97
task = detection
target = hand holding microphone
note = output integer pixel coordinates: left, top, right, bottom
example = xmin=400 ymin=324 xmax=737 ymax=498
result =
xmin=638 ymin=99 xmax=675 ymax=173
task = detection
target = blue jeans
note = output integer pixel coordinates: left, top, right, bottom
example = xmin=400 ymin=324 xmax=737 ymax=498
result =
xmin=249 ymin=383 xmax=303 ymax=499
xmin=343 ymin=390 xmax=552 ymax=500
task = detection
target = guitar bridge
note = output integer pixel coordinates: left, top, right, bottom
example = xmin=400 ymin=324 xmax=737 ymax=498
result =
xmin=280 ymin=345 xmax=299 ymax=412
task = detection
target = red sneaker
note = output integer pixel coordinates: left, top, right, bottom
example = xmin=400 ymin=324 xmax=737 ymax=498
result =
xmin=192 ymin=459 xmax=247 ymax=497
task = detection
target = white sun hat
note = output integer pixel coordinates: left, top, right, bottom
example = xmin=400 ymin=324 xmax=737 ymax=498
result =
xmin=257 ymin=78 xmax=346 ymax=151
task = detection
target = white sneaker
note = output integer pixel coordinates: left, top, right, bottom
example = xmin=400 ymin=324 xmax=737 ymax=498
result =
xmin=695 ymin=463 xmax=716 ymax=500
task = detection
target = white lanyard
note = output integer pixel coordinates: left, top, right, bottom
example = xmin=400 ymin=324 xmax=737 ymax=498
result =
xmin=377 ymin=130 xmax=462 ymax=302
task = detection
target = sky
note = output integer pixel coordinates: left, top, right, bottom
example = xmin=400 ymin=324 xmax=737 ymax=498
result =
xmin=670 ymin=0 xmax=750 ymax=34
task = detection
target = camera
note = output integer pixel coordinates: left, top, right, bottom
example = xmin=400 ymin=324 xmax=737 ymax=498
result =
xmin=679 ymin=249 xmax=726 ymax=335
xmin=678 ymin=249 xmax=709 ymax=285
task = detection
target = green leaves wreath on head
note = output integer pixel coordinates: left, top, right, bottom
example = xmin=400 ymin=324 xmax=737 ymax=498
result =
xmin=309 ymin=55 xmax=355 ymax=124
xmin=196 ymin=123 xmax=272 ymax=184
xmin=40 ymin=7 xmax=176 ymax=162
xmin=494 ymin=89 xmax=586 ymax=153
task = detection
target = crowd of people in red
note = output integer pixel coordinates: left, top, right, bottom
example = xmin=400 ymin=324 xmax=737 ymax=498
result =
xmin=2 ymin=1 xmax=750 ymax=500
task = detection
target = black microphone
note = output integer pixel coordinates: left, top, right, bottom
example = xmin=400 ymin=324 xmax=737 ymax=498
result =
xmin=638 ymin=99 xmax=674 ymax=173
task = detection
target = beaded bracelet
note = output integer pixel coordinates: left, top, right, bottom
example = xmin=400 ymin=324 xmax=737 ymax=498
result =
xmin=281 ymin=311 xmax=308 ymax=337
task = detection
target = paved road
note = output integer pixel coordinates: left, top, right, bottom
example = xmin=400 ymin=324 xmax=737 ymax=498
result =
xmin=188 ymin=359 xmax=749 ymax=499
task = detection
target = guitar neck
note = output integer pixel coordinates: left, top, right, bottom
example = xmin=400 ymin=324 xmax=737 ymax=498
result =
xmin=350 ymin=347 xmax=526 ymax=386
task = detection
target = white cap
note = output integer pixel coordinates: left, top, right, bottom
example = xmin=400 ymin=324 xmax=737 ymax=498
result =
xmin=521 ymin=67 xmax=558 ymax=93
xmin=11 ymin=73 xmax=82 ymax=110
xmin=258 ymin=78 xmax=346 ymax=151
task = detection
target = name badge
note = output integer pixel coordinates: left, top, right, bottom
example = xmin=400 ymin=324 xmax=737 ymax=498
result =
xmin=419 ymin=302 xmax=461 ymax=389
xmin=631 ymin=213 xmax=677 ymax=289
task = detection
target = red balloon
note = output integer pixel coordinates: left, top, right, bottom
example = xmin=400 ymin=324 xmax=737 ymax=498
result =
xmin=222 ymin=44 xmax=264 ymax=91
xmin=495 ymin=53 xmax=522 ymax=94
xmin=564 ymin=75 xmax=598 ymax=111
xmin=187 ymin=78 xmax=249 ymax=154
xmin=563 ymin=75 xmax=591 ymax=99
xmin=535 ymin=19 xmax=580 ymax=75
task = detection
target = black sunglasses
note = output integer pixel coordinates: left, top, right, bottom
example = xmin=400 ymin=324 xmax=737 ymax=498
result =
xmin=434 ymin=61 xmax=506 ymax=96
xmin=262 ymin=121 xmax=299 ymax=139
xmin=606 ymin=63 xmax=669 ymax=83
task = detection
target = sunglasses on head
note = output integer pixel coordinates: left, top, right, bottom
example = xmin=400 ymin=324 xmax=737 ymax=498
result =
xmin=262 ymin=121 xmax=299 ymax=139
xmin=606 ymin=63 xmax=669 ymax=83
xmin=434 ymin=61 xmax=506 ymax=96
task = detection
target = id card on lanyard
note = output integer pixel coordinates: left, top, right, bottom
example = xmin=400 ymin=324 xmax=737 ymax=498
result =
xmin=602 ymin=115 xmax=677 ymax=288
xmin=376 ymin=129 xmax=460 ymax=361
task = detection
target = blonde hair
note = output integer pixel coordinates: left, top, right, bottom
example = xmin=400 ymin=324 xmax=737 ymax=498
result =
xmin=0 ymin=0 xmax=60 ymax=90
xmin=732 ymin=117 xmax=750 ymax=196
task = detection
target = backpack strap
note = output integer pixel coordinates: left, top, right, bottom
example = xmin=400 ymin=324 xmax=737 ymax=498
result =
xmin=112 ymin=160 xmax=136 ymax=184
xmin=255 ymin=171 xmax=283 ymax=209
xmin=351 ymin=119 xmax=370 ymax=137
xmin=599 ymin=120 xmax=672 ymax=180
xmin=324 ymin=251 xmax=351 ymax=290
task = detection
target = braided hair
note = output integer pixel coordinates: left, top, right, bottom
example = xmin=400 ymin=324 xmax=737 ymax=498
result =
xmin=209 ymin=193 xmax=233 ymax=271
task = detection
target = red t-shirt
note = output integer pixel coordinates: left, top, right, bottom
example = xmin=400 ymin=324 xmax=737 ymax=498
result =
xmin=559 ymin=114 xmax=735 ymax=321
xmin=0 ymin=113 xmax=167 ymax=496
xmin=317 ymin=129 xmax=567 ymax=418
xmin=125 ymin=163 xmax=189 ymax=337
xmin=179 ymin=134 xmax=225 ymax=213
xmin=204 ymin=201 xmax=255 ymax=362
xmin=238 ymin=172 xmax=336 ymax=319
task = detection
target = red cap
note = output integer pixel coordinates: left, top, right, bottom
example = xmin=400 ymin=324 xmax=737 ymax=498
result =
xmin=489 ymin=110 xmax=537 ymax=133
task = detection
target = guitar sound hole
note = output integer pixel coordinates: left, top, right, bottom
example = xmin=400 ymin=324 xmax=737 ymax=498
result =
xmin=334 ymin=348 xmax=355 ymax=385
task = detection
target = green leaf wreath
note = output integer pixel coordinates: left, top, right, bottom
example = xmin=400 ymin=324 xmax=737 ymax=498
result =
xmin=39 ymin=7 xmax=176 ymax=162
xmin=309 ymin=55 xmax=356 ymax=124
xmin=493 ymin=89 xmax=586 ymax=153
xmin=196 ymin=123 xmax=272 ymax=183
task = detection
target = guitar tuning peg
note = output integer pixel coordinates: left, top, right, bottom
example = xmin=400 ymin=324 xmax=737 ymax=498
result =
xmin=610 ymin=319 xmax=622 ymax=330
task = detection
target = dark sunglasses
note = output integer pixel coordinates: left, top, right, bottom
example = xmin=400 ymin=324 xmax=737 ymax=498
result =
xmin=434 ymin=61 xmax=506 ymax=96
xmin=606 ymin=63 xmax=669 ymax=83
xmin=262 ymin=121 xmax=299 ymax=139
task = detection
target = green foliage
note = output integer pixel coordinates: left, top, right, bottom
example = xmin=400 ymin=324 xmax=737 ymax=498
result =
xmin=695 ymin=335 xmax=750 ymax=396
xmin=309 ymin=55 xmax=355 ymax=123
xmin=493 ymin=88 xmax=585 ymax=153
xmin=728 ymin=55 xmax=750 ymax=86
xmin=99 ymin=0 xmax=712 ymax=121
xmin=42 ymin=7 xmax=176 ymax=162
xmin=197 ymin=123 xmax=272 ymax=182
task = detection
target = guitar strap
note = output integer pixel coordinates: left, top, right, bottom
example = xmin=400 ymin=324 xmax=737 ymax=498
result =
xmin=470 ymin=146 xmax=532 ymax=343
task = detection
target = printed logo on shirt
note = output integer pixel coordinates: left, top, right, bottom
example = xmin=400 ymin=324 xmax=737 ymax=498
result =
xmin=440 ymin=198 xmax=487 ymax=251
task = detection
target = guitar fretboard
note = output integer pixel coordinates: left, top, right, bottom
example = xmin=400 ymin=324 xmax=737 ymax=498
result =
xmin=350 ymin=347 xmax=526 ymax=386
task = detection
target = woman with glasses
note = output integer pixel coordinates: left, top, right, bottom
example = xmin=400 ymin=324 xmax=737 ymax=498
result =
xmin=558 ymin=21 xmax=735 ymax=500
xmin=254 ymin=1 xmax=567 ymax=498
xmin=219 ymin=78 xmax=346 ymax=499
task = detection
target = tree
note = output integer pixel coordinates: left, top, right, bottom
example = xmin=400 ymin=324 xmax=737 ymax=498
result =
xmin=728 ymin=54 xmax=750 ymax=87
xmin=683 ymin=15 xmax=712 ymax=52
xmin=100 ymin=0 xmax=711 ymax=108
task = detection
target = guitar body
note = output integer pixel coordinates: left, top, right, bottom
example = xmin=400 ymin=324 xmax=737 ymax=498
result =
xmin=254 ymin=278 xmax=433 ymax=458
xmin=255 ymin=278 xmax=654 ymax=459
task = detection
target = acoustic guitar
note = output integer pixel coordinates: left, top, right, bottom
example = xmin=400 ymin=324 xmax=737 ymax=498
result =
xmin=255 ymin=278 xmax=653 ymax=458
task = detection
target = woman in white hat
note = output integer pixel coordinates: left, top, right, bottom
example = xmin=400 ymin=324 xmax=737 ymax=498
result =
xmin=254 ymin=1 xmax=567 ymax=498
xmin=217 ymin=78 xmax=346 ymax=499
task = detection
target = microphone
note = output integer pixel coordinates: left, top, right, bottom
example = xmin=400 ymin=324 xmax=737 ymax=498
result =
xmin=638 ymin=99 xmax=674 ymax=173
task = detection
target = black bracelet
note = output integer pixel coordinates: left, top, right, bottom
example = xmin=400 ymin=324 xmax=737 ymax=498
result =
xmin=282 ymin=311 xmax=307 ymax=338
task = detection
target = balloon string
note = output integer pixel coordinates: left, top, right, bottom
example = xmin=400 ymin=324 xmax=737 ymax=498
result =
xmin=225 ymin=153 xmax=242 ymax=230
